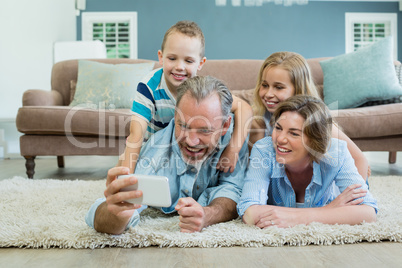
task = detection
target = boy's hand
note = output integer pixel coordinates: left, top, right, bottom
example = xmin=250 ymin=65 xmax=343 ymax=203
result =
xmin=216 ymin=146 xmax=239 ymax=173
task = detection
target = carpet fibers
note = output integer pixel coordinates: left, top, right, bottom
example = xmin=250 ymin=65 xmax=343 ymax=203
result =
xmin=0 ymin=176 xmax=401 ymax=248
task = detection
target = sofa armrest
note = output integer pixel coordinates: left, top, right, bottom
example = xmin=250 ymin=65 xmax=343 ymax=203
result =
xmin=22 ymin=89 xmax=64 ymax=106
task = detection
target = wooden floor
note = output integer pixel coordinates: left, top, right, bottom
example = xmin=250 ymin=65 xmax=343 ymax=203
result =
xmin=0 ymin=152 xmax=401 ymax=268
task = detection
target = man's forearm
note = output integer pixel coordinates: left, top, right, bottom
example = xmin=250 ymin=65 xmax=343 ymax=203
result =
xmin=204 ymin=197 xmax=238 ymax=227
xmin=93 ymin=202 xmax=132 ymax=235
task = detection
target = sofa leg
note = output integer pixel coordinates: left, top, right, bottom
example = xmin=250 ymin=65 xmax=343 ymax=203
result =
xmin=57 ymin=156 xmax=65 ymax=168
xmin=24 ymin=156 xmax=36 ymax=179
xmin=389 ymin=151 xmax=397 ymax=164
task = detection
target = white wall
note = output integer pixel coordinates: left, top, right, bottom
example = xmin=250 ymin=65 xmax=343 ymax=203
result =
xmin=0 ymin=0 xmax=76 ymax=119
xmin=0 ymin=0 xmax=76 ymax=157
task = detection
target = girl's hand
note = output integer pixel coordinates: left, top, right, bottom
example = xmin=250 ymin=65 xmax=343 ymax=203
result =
xmin=326 ymin=184 xmax=367 ymax=209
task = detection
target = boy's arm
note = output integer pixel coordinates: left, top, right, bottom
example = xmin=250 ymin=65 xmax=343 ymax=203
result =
xmin=217 ymin=95 xmax=253 ymax=173
xmin=119 ymin=115 xmax=148 ymax=173
xmin=331 ymin=125 xmax=369 ymax=180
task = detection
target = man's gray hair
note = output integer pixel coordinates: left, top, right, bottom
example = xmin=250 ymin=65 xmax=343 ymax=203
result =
xmin=176 ymin=76 xmax=233 ymax=120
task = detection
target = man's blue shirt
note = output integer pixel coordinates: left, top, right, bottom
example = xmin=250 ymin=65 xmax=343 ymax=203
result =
xmin=86 ymin=116 xmax=248 ymax=229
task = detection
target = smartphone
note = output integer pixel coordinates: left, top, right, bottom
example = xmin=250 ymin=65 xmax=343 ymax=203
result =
xmin=118 ymin=174 xmax=172 ymax=207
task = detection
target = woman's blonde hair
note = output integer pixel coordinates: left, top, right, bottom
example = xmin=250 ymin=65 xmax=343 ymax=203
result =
xmin=253 ymin=52 xmax=320 ymax=120
xmin=271 ymin=95 xmax=332 ymax=163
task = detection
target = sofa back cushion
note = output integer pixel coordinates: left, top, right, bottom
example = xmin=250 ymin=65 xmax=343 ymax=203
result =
xmin=51 ymin=59 xmax=264 ymax=106
xmin=51 ymin=59 xmax=157 ymax=106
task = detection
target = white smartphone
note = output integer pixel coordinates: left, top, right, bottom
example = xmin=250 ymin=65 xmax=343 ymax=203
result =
xmin=118 ymin=174 xmax=172 ymax=207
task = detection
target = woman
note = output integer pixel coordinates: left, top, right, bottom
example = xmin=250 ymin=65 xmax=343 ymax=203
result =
xmin=237 ymin=95 xmax=377 ymax=228
xmin=249 ymin=51 xmax=369 ymax=180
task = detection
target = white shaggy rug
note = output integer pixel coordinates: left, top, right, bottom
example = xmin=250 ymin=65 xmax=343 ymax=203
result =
xmin=0 ymin=176 xmax=401 ymax=249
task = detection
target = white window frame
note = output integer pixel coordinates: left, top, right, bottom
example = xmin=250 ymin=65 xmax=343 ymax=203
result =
xmin=82 ymin=12 xmax=138 ymax=59
xmin=345 ymin=12 xmax=397 ymax=60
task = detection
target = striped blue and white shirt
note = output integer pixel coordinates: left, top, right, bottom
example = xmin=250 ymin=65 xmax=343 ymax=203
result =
xmin=131 ymin=68 xmax=176 ymax=141
xmin=237 ymin=137 xmax=378 ymax=217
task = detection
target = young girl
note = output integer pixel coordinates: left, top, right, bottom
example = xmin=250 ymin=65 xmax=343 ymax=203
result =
xmin=249 ymin=52 xmax=369 ymax=179
xmin=237 ymin=95 xmax=377 ymax=228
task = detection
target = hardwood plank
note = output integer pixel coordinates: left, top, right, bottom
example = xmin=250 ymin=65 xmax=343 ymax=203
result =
xmin=0 ymin=248 xmax=121 ymax=268
xmin=0 ymin=156 xmax=117 ymax=180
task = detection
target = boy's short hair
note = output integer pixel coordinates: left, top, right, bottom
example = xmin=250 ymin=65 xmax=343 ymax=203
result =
xmin=161 ymin=20 xmax=205 ymax=58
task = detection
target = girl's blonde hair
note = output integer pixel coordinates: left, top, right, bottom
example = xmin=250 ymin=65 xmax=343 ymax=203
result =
xmin=253 ymin=52 xmax=320 ymax=120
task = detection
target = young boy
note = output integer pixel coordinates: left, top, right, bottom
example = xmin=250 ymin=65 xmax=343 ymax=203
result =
xmin=120 ymin=20 xmax=252 ymax=174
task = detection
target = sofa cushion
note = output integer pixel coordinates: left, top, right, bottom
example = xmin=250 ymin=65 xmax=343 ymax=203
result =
xmin=331 ymin=103 xmax=402 ymax=139
xmin=16 ymin=106 xmax=132 ymax=137
xmin=198 ymin=59 xmax=262 ymax=92
xmin=320 ymin=36 xmax=402 ymax=109
xmin=70 ymin=80 xmax=77 ymax=104
xmin=69 ymin=60 xmax=154 ymax=109
xmin=359 ymin=64 xmax=402 ymax=107
xmin=232 ymin=88 xmax=254 ymax=105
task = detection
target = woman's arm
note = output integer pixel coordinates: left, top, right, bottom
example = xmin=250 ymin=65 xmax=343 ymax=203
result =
xmin=332 ymin=125 xmax=369 ymax=180
xmin=237 ymin=138 xmax=272 ymax=217
xmin=243 ymin=204 xmax=376 ymax=228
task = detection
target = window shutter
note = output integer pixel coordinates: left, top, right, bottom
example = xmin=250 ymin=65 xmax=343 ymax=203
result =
xmin=345 ymin=13 xmax=397 ymax=59
xmin=82 ymin=12 xmax=137 ymax=59
xmin=352 ymin=22 xmax=390 ymax=51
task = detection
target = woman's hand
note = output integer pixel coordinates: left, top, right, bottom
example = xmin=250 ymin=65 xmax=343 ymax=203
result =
xmin=326 ymin=184 xmax=367 ymax=209
xmin=255 ymin=206 xmax=302 ymax=228
xmin=244 ymin=205 xmax=302 ymax=228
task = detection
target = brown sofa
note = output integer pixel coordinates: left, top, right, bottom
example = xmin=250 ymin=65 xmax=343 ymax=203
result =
xmin=16 ymin=58 xmax=402 ymax=178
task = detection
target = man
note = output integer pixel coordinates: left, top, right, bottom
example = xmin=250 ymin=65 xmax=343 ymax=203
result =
xmin=85 ymin=76 xmax=248 ymax=235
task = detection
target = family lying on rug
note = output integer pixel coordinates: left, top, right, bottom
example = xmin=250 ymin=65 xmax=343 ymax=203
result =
xmin=85 ymin=21 xmax=377 ymax=235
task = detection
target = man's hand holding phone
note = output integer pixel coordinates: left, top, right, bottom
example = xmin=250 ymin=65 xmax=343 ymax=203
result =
xmin=104 ymin=167 xmax=143 ymax=219
xmin=96 ymin=167 xmax=171 ymax=234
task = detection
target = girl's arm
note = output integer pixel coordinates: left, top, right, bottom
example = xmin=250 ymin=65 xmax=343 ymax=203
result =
xmin=248 ymin=118 xmax=266 ymax=152
xmin=332 ymin=125 xmax=369 ymax=180
xmin=217 ymin=95 xmax=253 ymax=173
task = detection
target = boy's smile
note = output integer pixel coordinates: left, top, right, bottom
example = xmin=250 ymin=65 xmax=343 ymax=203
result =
xmin=158 ymin=32 xmax=206 ymax=96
